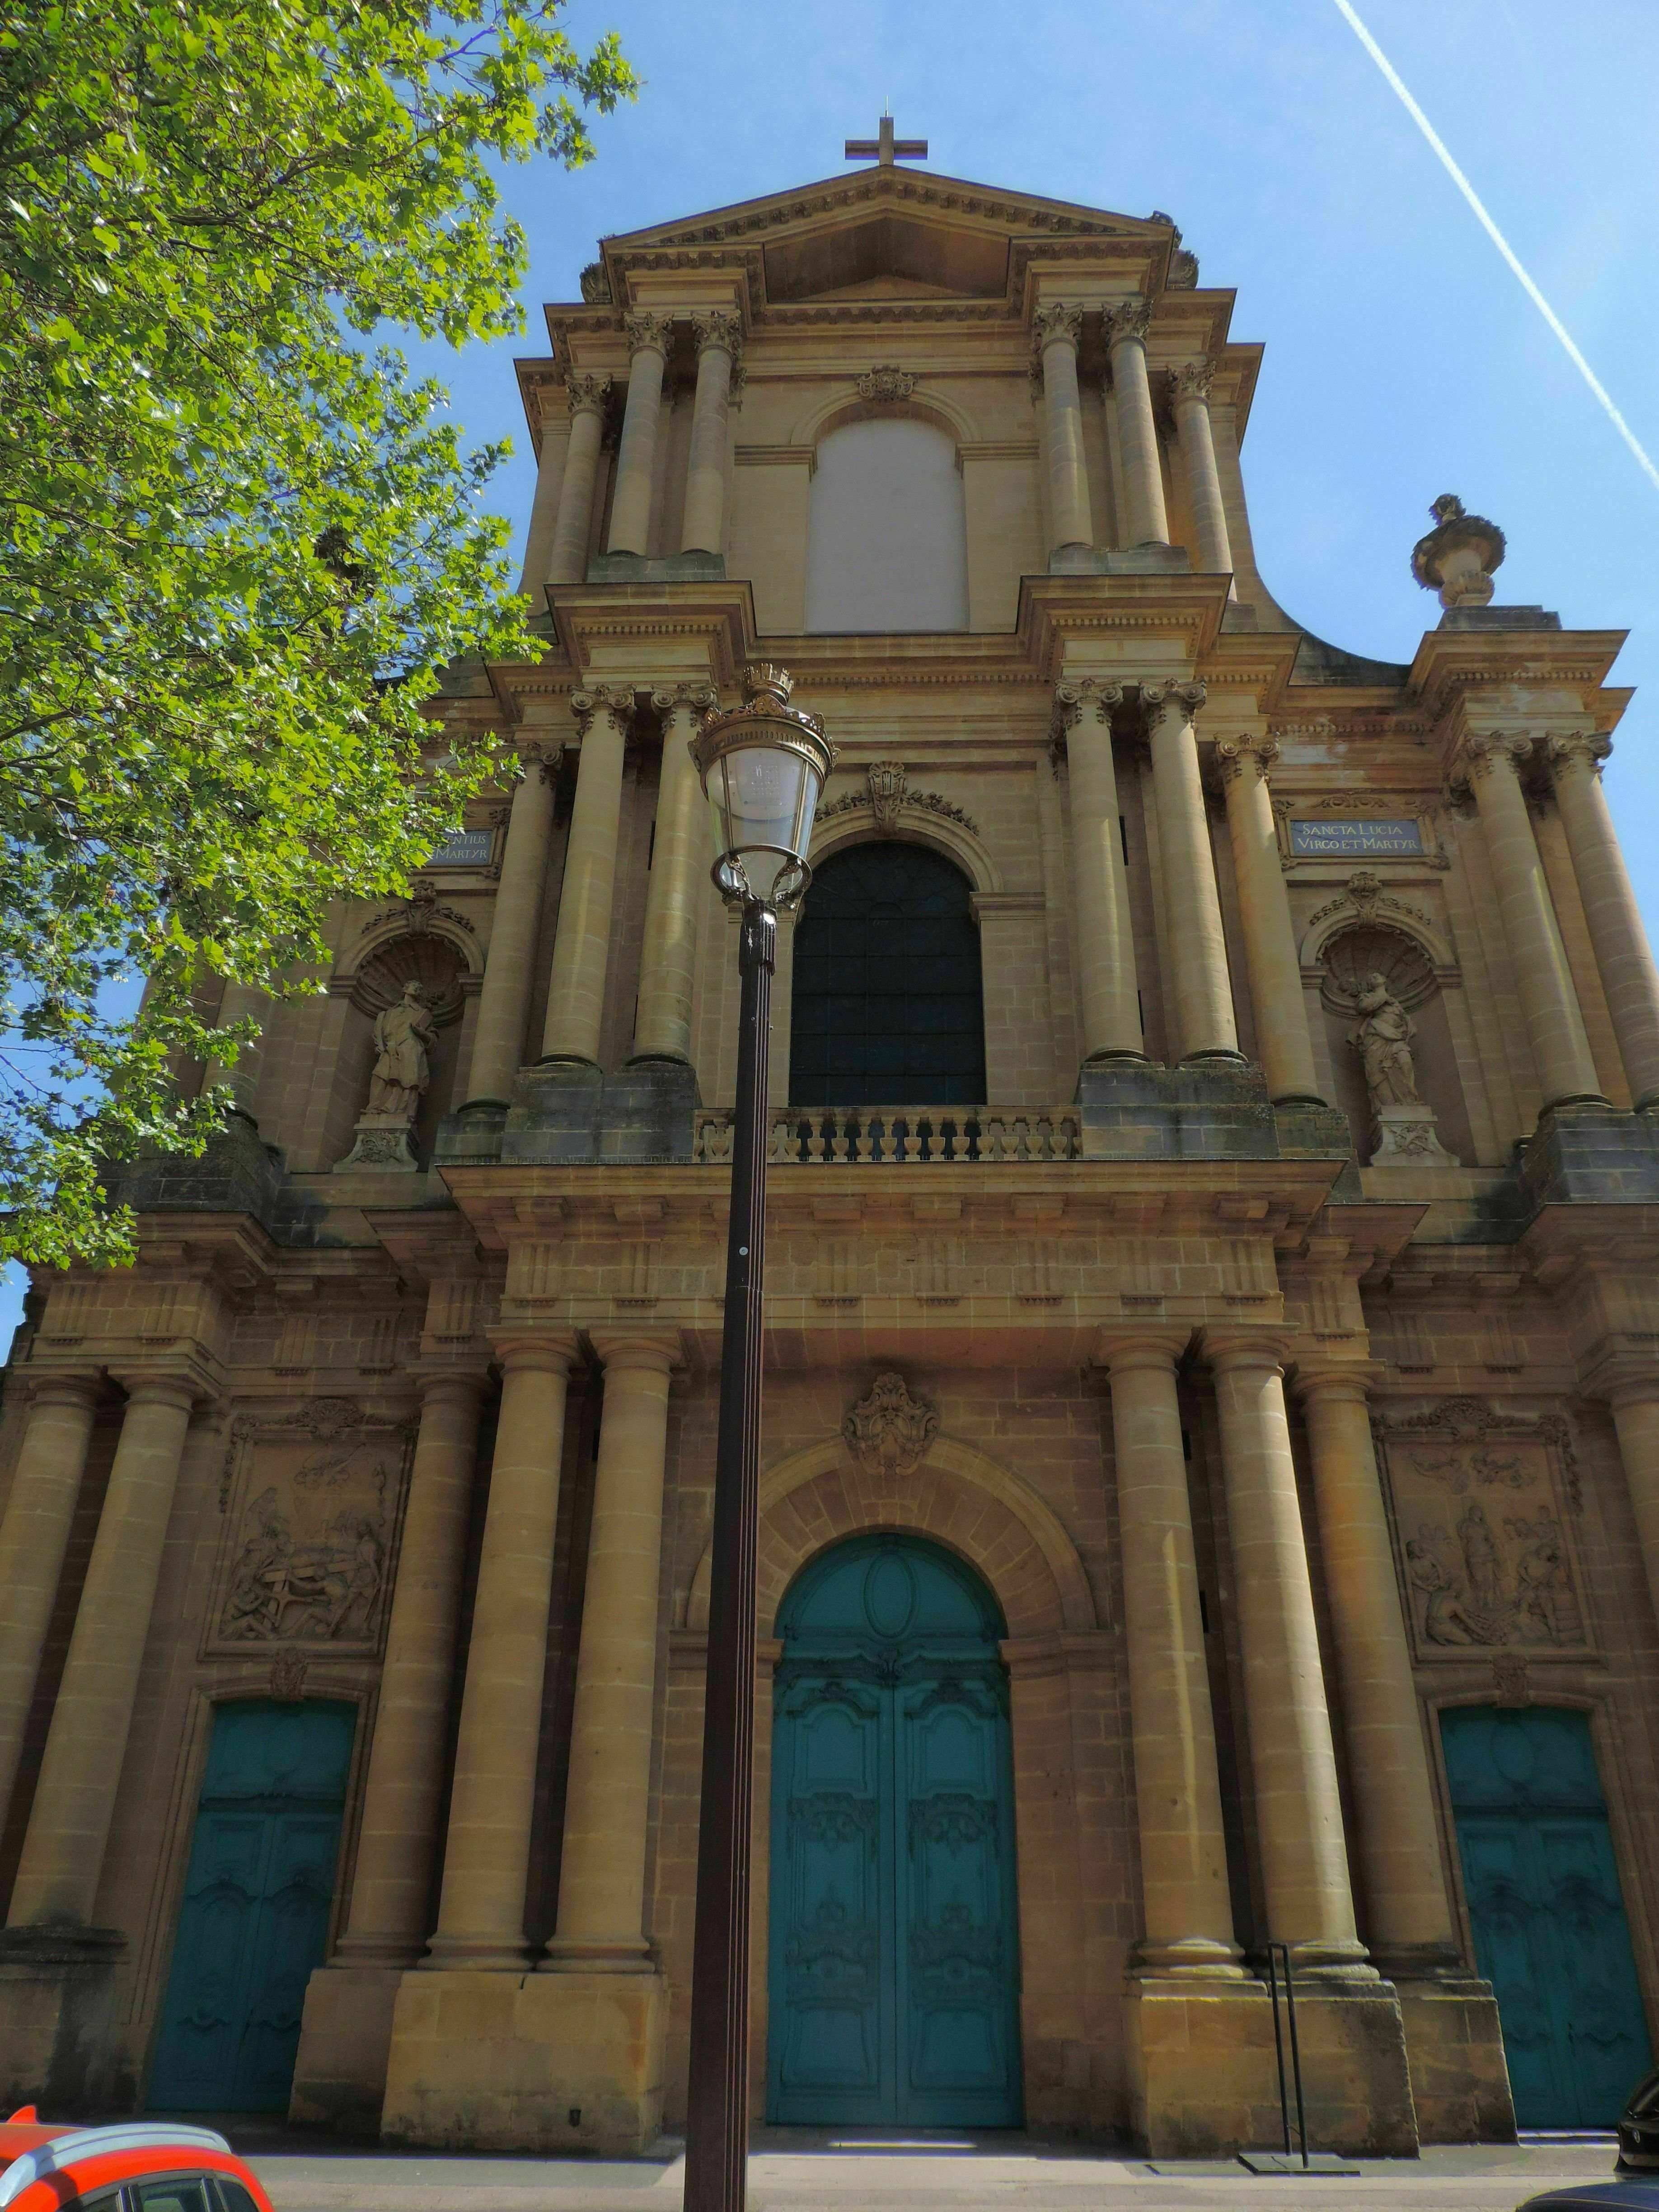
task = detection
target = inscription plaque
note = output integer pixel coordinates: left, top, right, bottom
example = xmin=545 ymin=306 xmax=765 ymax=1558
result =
xmin=425 ymin=828 xmax=494 ymax=867
xmin=1290 ymin=818 xmax=1424 ymax=858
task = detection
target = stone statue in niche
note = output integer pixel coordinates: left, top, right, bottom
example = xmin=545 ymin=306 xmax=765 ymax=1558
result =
xmin=1349 ymin=973 xmax=1423 ymax=1109
xmin=366 ymin=980 xmax=436 ymax=1120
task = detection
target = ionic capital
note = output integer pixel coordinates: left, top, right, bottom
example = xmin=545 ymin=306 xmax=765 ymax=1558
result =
xmin=1546 ymin=730 xmax=1612 ymax=781
xmin=622 ymin=309 xmax=674 ymax=359
xmin=1459 ymin=729 xmax=1533 ymax=784
xmin=692 ymin=309 xmax=742 ymax=361
xmin=564 ymin=370 xmax=612 ymax=420
xmin=570 ymin=684 xmax=636 ymax=740
xmin=1214 ymin=734 xmax=1280 ymax=786
xmin=1054 ymin=677 xmax=1122 ymax=733
xmin=1170 ymin=358 xmax=1215 ymax=405
xmin=651 ymin=683 xmax=719 ymax=723
xmin=1141 ymin=679 xmax=1207 ymax=726
xmin=1033 ymin=300 xmax=1083 ymax=351
xmin=1104 ymin=298 xmax=1153 ymax=348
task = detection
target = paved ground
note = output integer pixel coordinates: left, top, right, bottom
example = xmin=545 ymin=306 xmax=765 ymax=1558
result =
xmin=200 ymin=2124 xmax=1631 ymax=2212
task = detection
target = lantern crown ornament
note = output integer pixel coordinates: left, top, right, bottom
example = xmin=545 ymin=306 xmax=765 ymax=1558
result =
xmin=690 ymin=664 xmax=836 ymax=909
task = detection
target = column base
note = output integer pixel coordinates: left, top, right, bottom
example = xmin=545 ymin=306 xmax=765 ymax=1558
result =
xmin=1395 ymin=1973 xmax=1516 ymax=2143
xmin=291 ymin=1961 xmax=412 ymax=2132
xmin=1125 ymin=1973 xmax=1419 ymax=2158
xmin=381 ymin=1968 xmax=666 ymax=2154
xmin=0 ymin=1926 xmax=126 ymax=2113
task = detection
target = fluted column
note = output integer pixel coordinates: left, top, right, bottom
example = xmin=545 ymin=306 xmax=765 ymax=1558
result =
xmin=1462 ymin=733 xmax=1604 ymax=1111
xmin=1106 ymin=300 xmax=1170 ymax=548
xmin=1293 ymin=1365 xmax=1461 ymax=1973
xmin=1204 ymin=1331 xmax=1369 ymax=1974
xmin=632 ymin=688 xmax=715 ymax=1064
xmin=1547 ymin=732 xmax=1659 ymax=1110
xmin=0 ymin=1376 xmax=99 ymax=1828
xmin=1056 ymin=680 xmax=1143 ymax=1061
xmin=543 ymin=1331 xmax=677 ymax=1973
xmin=422 ymin=1334 xmax=576 ymax=1971
xmin=540 ymin=687 xmax=633 ymax=1065
xmin=1034 ymin=303 xmax=1092 ymax=554
xmin=1099 ymin=1333 xmax=1242 ymax=1976
xmin=463 ymin=748 xmax=556 ymax=1106
xmin=1170 ymin=361 xmax=1233 ymax=581
xmin=681 ymin=313 xmax=740 ymax=557
xmin=1216 ymin=736 xmax=1324 ymax=1104
xmin=1145 ymin=681 xmax=1239 ymax=1062
xmin=546 ymin=373 xmax=611 ymax=588
xmin=332 ymin=1372 xmax=486 ymax=1966
xmin=6 ymin=1374 xmax=199 ymax=1929
xmin=607 ymin=313 xmax=673 ymax=557
xmin=1604 ymin=1377 xmax=1659 ymax=1629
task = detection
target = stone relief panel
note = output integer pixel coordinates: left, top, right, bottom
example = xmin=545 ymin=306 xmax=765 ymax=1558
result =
xmin=1375 ymin=1397 xmax=1588 ymax=1661
xmin=206 ymin=1398 xmax=416 ymax=1658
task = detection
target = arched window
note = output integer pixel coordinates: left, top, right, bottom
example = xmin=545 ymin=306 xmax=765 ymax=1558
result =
xmin=804 ymin=417 xmax=969 ymax=633
xmin=790 ymin=843 xmax=986 ymax=1106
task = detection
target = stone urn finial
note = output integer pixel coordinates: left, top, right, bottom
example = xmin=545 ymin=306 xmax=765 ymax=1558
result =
xmin=1411 ymin=493 xmax=1506 ymax=609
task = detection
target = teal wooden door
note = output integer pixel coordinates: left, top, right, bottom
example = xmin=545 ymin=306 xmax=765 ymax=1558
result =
xmin=150 ymin=1700 xmax=356 ymax=2112
xmin=1440 ymin=1705 xmax=1652 ymax=2128
xmin=768 ymin=1535 xmax=1022 ymax=2127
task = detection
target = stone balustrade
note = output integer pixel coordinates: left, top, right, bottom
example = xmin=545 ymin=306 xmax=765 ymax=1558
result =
xmin=692 ymin=1104 xmax=1082 ymax=1164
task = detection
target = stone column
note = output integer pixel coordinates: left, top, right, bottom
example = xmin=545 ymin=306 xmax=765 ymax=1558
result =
xmin=1547 ymin=732 xmax=1659 ymax=1110
xmin=0 ymin=1377 xmax=99 ymax=1828
xmin=1291 ymin=1366 xmax=1456 ymax=1968
xmin=1106 ymin=300 xmax=1170 ymax=549
xmin=681 ymin=313 xmax=740 ymax=557
xmin=1098 ymin=1334 xmax=1241 ymax=1973
xmin=1034 ymin=303 xmax=1092 ymax=555
xmin=206 ymin=980 xmax=269 ymax=1119
xmin=543 ymin=1331 xmax=678 ymax=1971
xmin=1216 ymin=736 xmax=1324 ymax=1104
xmin=463 ymin=749 xmax=556 ymax=1106
xmin=1203 ymin=1331 xmax=1367 ymax=1973
xmin=1145 ymin=681 xmax=1240 ymax=1063
xmin=1462 ymin=732 xmax=1604 ymax=1111
xmin=546 ymin=373 xmax=610 ymax=588
xmin=540 ymin=687 xmax=633 ymax=1066
xmin=5 ymin=1375 xmax=198 ymax=1930
xmin=606 ymin=313 xmax=673 ymax=558
xmin=291 ymin=1369 xmax=487 ymax=2127
xmin=421 ymin=1335 xmax=576 ymax=1971
xmin=1056 ymin=680 xmax=1143 ymax=1062
xmin=1170 ymin=361 xmax=1233 ymax=579
xmin=1606 ymin=1378 xmax=1659 ymax=1629
xmin=632 ymin=689 xmax=715 ymax=1064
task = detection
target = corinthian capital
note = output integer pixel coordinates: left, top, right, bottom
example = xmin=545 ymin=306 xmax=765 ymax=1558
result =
xmin=1104 ymin=298 xmax=1153 ymax=347
xmin=1546 ymin=730 xmax=1612 ymax=779
xmin=1214 ymin=734 xmax=1280 ymax=784
xmin=692 ymin=309 xmax=742 ymax=360
xmin=571 ymin=684 xmax=636 ymax=738
xmin=1171 ymin=358 xmax=1214 ymax=404
xmin=1460 ymin=730 xmax=1533 ymax=782
xmin=1053 ymin=677 xmax=1123 ymax=733
xmin=564 ymin=370 xmax=612 ymax=419
xmin=1033 ymin=301 xmax=1083 ymax=351
xmin=623 ymin=309 xmax=674 ymax=358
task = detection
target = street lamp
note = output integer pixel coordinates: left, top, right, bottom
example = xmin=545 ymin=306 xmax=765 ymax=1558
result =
xmin=684 ymin=665 xmax=834 ymax=2212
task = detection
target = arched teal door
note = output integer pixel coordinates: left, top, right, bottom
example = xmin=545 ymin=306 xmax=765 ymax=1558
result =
xmin=767 ymin=1534 xmax=1022 ymax=2127
xmin=150 ymin=1700 xmax=356 ymax=2112
xmin=1440 ymin=1705 xmax=1653 ymax=2128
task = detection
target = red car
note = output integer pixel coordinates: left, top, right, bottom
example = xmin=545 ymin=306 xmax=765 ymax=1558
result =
xmin=0 ymin=2109 xmax=272 ymax=2212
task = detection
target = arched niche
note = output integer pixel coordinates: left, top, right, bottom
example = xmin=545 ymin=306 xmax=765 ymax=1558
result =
xmin=804 ymin=415 xmax=969 ymax=633
xmin=337 ymin=933 xmax=469 ymax=1167
xmin=1319 ymin=923 xmax=1474 ymax=1166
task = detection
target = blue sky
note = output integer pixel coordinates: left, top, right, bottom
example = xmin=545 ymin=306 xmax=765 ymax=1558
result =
xmin=8 ymin=0 xmax=1658 ymax=1344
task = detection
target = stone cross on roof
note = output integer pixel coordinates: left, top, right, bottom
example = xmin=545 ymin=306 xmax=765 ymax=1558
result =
xmin=844 ymin=113 xmax=928 ymax=166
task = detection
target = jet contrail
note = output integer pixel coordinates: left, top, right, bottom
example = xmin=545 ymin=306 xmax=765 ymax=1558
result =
xmin=1331 ymin=0 xmax=1659 ymax=498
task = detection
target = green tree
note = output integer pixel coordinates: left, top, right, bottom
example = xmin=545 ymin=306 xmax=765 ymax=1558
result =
xmin=0 ymin=0 xmax=636 ymax=1266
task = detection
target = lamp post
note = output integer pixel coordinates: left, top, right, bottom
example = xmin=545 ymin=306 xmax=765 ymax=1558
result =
xmin=684 ymin=665 xmax=834 ymax=2212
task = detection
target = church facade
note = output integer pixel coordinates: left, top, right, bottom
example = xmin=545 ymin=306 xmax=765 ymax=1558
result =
xmin=0 ymin=146 xmax=1657 ymax=2160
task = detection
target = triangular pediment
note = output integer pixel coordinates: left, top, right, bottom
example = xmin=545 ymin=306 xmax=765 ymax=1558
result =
xmin=595 ymin=164 xmax=1181 ymax=314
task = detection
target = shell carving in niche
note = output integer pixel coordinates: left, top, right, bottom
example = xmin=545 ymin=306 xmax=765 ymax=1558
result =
xmin=1319 ymin=923 xmax=1435 ymax=1014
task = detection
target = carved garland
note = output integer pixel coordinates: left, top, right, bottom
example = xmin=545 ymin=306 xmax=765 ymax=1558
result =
xmin=816 ymin=762 xmax=979 ymax=839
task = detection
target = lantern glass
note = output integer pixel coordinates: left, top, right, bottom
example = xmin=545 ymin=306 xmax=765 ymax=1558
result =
xmin=704 ymin=739 xmax=824 ymax=904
